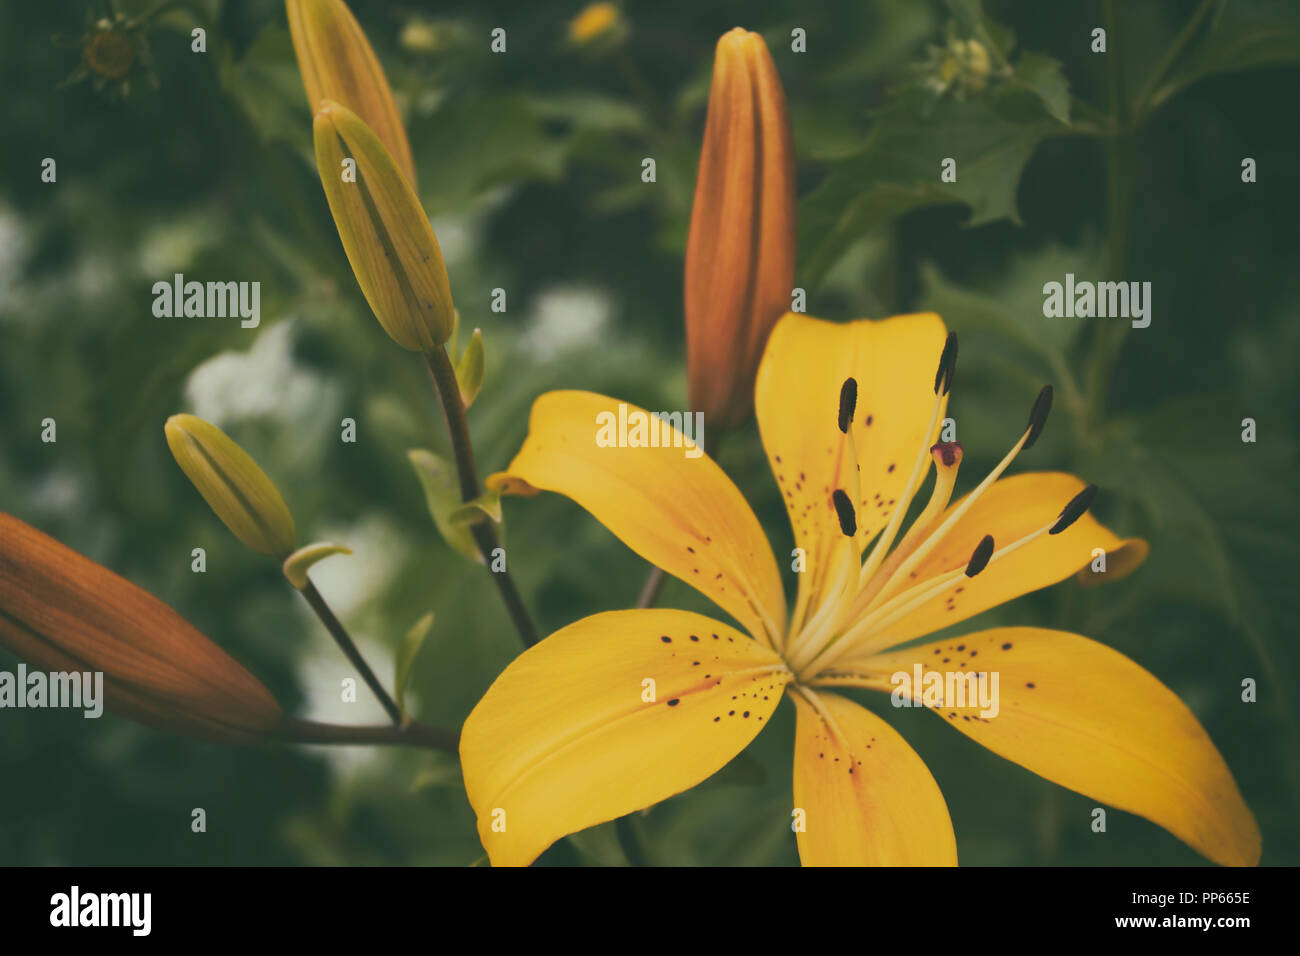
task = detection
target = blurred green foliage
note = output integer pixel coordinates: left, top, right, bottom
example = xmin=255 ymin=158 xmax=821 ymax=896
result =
xmin=0 ymin=0 xmax=1296 ymax=865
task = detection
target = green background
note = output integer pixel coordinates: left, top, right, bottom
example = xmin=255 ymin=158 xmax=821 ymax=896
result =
xmin=0 ymin=0 xmax=1296 ymax=865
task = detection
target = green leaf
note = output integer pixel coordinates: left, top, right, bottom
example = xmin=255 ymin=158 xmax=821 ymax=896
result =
xmin=455 ymin=329 xmax=485 ymax=408
xmin=395 ymin=612 xmax=434 ymax=720
xmin=408 ymin=449 xmax=481 ymax=563
xmin=447 ymin=487 xmax=503 ymax=526
xmin=1153 ymin=0 xmax=1300 ymax=110
xmin=411 ymin=95 xmax=568 ymax=213
xmin=218 ymin=26 xmax=310 ymax=154
xmin=1014 ymin=52 xmax=1072 ymax=125
xmin=282 ymin=541 xmax=353 ymax=590
xmin=565 ymin=823 xmax=632 ymax=866
xmin=917 ymin=241 xmax=1103 ymax=363
xmin=1091 ymin=399 xmax=1300 ymax=722
xmin=800 ymin=86 xmax=1061 ymax=285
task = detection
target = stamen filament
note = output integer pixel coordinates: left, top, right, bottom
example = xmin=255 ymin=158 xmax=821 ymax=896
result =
xmin=858 ymin=426 xmax=1029 ymax=613
xmin=786 ymin=538 xmax=859 ymax=673
xmin=855 ymin=389 xmax=944 ymax=590
xmin=803 ymin=513 xmax=1067 ymax=678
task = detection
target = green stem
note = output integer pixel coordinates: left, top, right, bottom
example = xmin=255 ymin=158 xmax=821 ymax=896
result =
xmin=424 ymin=347 xmax=539 ymax=648
xmin=277 ymin=717 xmax=457 ymax=752
xmin=299 ymin=580 xmax=404 ymax=725
xmin=1133 ymin=0 xmax=1218 ymax=120
xmin=1082 ymin=0 xmax=1137 ymax=446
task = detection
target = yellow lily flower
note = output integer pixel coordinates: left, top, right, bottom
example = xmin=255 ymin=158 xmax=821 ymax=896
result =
xmin=464 ymin=312 xmax=1260 ymax=867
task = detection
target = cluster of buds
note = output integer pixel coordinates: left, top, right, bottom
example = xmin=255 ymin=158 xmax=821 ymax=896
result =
xmin=289 ymin=0 xmax=457 ymax=355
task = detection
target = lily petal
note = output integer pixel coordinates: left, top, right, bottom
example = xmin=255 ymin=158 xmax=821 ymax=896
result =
xmin=461 ymin=609 xmax=791 ymax=866
xmin=819 ymin=627 xmax=1260 ymax=866
xmin=862 ymin=472 xmax=1146 ymax=652
xmin=755 ymin=312 xmax=948 ymax=632
xmin=489 ymin=390 xmax=786 ymax=644
xmin=792 ymin=688 xmax=957 ymax=866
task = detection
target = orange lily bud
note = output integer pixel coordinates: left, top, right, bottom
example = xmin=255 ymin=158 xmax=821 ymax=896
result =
xmin=0 ymin=513 xmax=283 ymax=744
xmin=684 ymin=27 xmax=796 ymax=429
xmin=286 ymin=0 xmax=418 ymax=186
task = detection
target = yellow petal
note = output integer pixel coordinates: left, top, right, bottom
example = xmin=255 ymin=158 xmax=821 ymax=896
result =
xmin=791 ymin=689 xmax=956 ymax=866
xmin=286 ymin=0 xmax=417 ymax=186
xmin=461 ymin=609 xmax=791 ymax=866
xmin=165 ymin=414 xmax=297 ymax=557
xmin=495 ymin=390 xmax=786 ymax=645
xmin=313 ymin=100 xmax=454 ymax=351
xmin=865 ymin=472 xmax=1145 ymax=650
xmin=685 ymin=28 xmax=795 ymax=428
xmin=823 ymin=628 xmax=1260 ymax=866
xmin=754 ymin=312 xmax=948 ymax=632
xmin=1077 ymin=536 xmax=1149 ymax=587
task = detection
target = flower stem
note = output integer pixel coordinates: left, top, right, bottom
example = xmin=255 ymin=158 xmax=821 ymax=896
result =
xmin=423 ymin=346 xmax=539 ymax=648
xmin=1083 ymin=0 xmax=1137 ymax=445
xmin=276 ymin=717 xmax=457 ymax=753
xmin=298 ymin=580 xmax=403 ymax=726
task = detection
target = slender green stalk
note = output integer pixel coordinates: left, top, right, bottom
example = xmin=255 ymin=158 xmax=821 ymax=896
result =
xmin=424 ymin=346 xmax=539 ymax=648
xmin=1134 ymin=0 xmax=1218 ymax=119
xmin=298 ymin=579 xmax=403 ymax=725
xmin=1083 ymin=0 xmax=1137 ymax=444
xmin=277 ymin=717 xmax=458 ymax=752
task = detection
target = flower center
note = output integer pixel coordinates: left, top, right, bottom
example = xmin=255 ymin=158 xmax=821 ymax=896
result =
xmin=776 ymin=340 xmax=1093 ymax=682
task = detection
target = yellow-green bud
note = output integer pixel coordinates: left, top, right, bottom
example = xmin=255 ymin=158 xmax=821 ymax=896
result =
xmin=286 ymin=0 xmax=417 ymax=186
xmin=164 ymin=414 xmax=297 ymax=557
xmin=313 ymin=100 xmax=455 ymax=352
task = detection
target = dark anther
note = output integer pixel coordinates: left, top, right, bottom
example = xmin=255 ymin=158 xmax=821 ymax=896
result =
xmin=1049 ymin=484 xmax=1098 ymax=535
xmin=933 ymin=332 xmax=958 ymax=395
xmin=838 ymin=377 xmax=858 ymax=433
xmin=1023 ymin=385 xmax=1053 ymax=450
xmin=965 ymin=534 xmax=995 ymax=577
xmin=832 ymin=489 xmax=857 ymax=537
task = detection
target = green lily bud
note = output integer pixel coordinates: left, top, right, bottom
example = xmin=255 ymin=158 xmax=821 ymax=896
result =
xmin=165 ymin=414 xmax=297 ymax=558
xmin=313 ymin=99 xmax=455 ymax=352
xmin=286 ymin=0 xmax=417 ymax=187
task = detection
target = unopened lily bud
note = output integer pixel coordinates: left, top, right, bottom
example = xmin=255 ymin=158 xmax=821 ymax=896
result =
xmin=0 ymin=513 xmax=282 ymax=743
xmin=165 ymin=414 xmax=297 ymax=558
xmin=568 ymin=3 xmax=626 ymax=49
xmin=684 ymin=27 xmax=796 ymax=429
xmin=286 ymin=0 xmax=417 ymax=186
xmin=314 ymin=100 xmax=455 ymax=351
